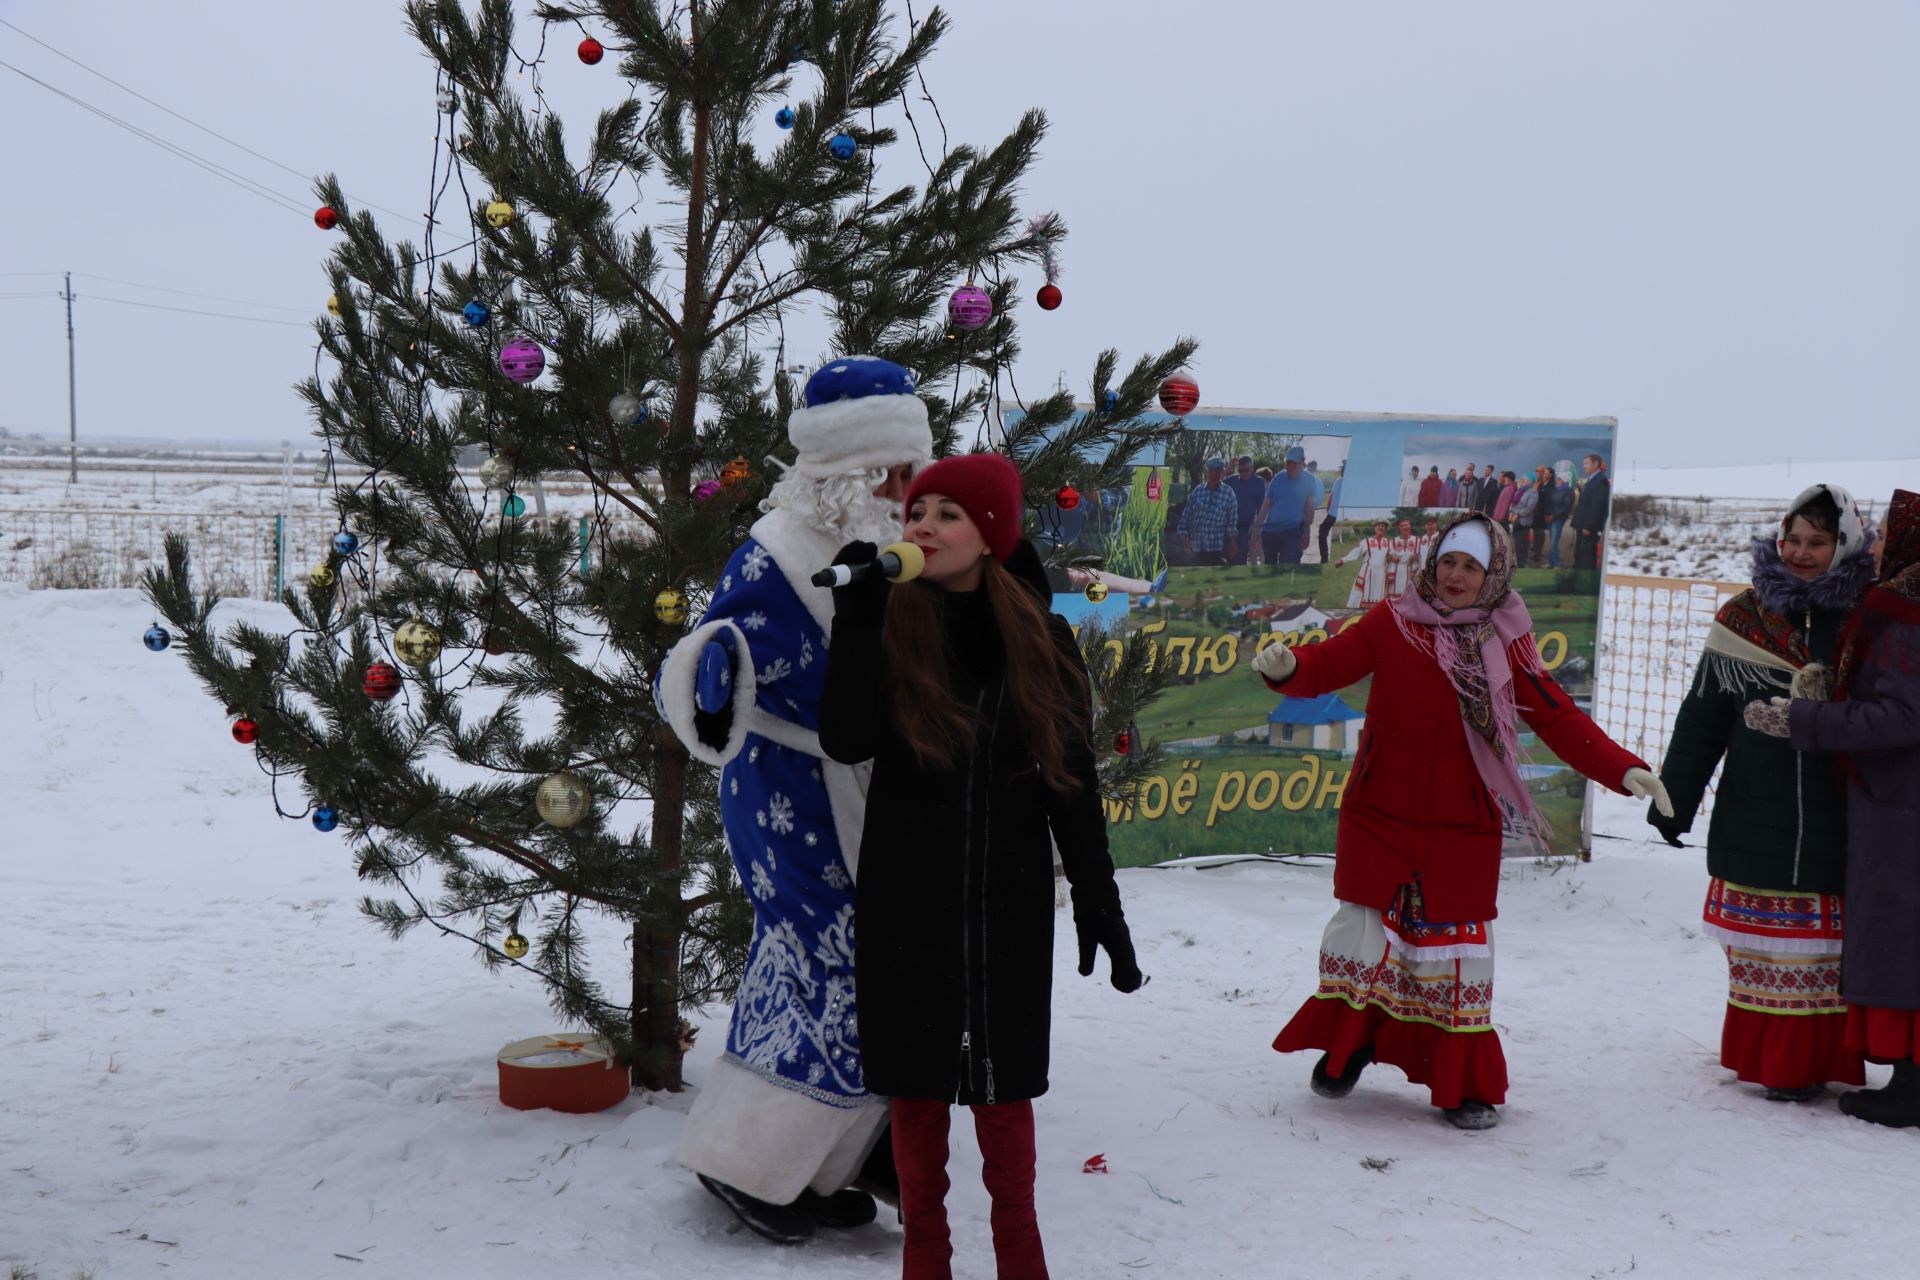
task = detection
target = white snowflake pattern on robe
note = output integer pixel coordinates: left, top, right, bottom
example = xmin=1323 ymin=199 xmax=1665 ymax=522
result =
xmin=821 ymin=861 xmax=851 ymax=891
xmin=741 ymin=611 xmax=768 ymax=631
xmin=760 ymin=657 xmax=793 ymax=685
xmin=751 ymin=861 xmax=776 ymax=901
xmin=730 ymin=917 xmax=864 ymax=1097
xmin=742 ymin=545 xmax=773 ymax=581
xmin=767 ymin=792 xmax=796 ymax=834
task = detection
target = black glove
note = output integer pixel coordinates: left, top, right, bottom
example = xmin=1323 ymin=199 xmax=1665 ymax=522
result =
xmin=829 ymin=540 xmax=890 ymax=626
xmin=1648 ymin=815 xmax=1687 ymax=849
xmin=1075 ymin=907 xmax=1145 ymax=993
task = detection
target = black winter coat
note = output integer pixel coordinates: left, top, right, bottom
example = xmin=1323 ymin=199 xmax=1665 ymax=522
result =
xmin=818 ymin=549 xmax=1125 ymax=1105
xmin=1571 ymin=471 xmax=1611 ymax=533
xmin=1653 ymin=542 xmax=1875 ymax=893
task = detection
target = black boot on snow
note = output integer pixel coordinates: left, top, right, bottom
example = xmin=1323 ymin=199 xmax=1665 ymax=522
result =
xmin=1764 ymin=1084 xmax=1824 ymax=1103
xmin=697 ymin=1173 xmax=816 ymax=1244
xmin=1443 ymin=1099 xmax=1500 ymax=1131
xmin=793 ymin=1186 xmax=879 ymax=1229
xmin=851 ymin=1124 xmax=900 ymax=1208
xmin=1840 ymin=1060 xmax=1920 ymax=1129
xmin=1310 ymin=1046 xmax=1375 ymax=1100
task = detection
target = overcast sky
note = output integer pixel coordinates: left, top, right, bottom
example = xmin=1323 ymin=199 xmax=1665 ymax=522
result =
xmin=4 ymin=1 xmax=1916 ymax=469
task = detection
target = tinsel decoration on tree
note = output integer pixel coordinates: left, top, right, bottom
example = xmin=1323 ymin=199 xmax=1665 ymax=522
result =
xmin=145 ymin=0 xmax=1194 ymax=1092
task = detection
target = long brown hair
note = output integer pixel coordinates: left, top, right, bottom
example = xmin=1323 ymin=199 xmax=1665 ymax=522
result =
xmin=880 ymin=556 xmax=1088 ymax=792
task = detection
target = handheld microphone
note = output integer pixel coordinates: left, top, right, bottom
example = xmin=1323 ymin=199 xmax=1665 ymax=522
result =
xmin=811 ymin=541 xmax=926 ymax=588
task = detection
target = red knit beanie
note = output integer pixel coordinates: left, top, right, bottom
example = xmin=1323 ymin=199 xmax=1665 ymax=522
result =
xmin=904 ymin=452 xmax=1025 ymax=562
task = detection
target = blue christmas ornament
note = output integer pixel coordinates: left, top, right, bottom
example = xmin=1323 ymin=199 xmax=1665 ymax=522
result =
xmin=462 ymin=300 xmax=491 ymax=327
xmin=502 ymin=493 xmax=527 ymax=518
xmin=142 ymin=625 xmax=171 ymax=652
xmin=804 ymin=355 xmax=916 ymax=407
xmin=775 ymin=107 xmax=795 ymax=130
xmin=1103 ymin=389 xmax=1118 ymax=413
xmin=332 ymin=530 xmax=360 ymax=557
xmin=829 ymin=132 xmax=857 ymax=160
xmin=312 ymin=805 xmax=340 ymax=832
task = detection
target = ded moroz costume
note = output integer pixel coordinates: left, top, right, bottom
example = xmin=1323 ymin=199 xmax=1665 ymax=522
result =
xmin=656 ymin=356 xmax=930 ymax=1241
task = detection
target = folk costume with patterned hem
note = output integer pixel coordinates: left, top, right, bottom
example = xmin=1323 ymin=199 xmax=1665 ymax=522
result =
xmin=656 ymin=357 xmax=930 ymax=1208
xmin=1337 ymin=534 xmax=1396 ymax=607
xmin=1266 ymin=513 xmax=1647 ymax=1112
xmin=1652 ymin=484 xmax=1876 ymax=1091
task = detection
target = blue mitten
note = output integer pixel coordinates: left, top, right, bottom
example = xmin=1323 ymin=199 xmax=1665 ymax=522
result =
xmin=692 ymin=630 xmax=738 ymax=751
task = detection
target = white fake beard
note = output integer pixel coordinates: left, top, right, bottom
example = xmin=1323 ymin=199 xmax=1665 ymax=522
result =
xmin=764 ymin=467 xmax=905 ymax=548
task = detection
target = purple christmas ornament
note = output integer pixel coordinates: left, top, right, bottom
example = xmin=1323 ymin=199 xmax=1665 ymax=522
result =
xmin=694 ymin=479 xmax=725 ymax=503
xmin=948 ymin=283 xmax=993 ymax=332
xmin=499 ymin=337 xmax=545 ymax=383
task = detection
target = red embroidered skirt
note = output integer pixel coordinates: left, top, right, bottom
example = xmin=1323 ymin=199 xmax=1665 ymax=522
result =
xmin=1274 ymin=890 xmax=1508 ymax=1110
xmin=1703 ymin=878 xmax=1863 ymax=1088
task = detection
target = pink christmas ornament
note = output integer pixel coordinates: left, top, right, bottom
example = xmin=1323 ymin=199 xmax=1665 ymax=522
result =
xmin=948 ymin=283 xmax=993 ymax=332
xmin=499 ymin=338 xmax=545 ymax=383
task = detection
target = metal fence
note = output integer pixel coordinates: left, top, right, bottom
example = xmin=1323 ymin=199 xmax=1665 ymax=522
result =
xmin=1594 ymin=571 xmax=1747 ymax=813
xmin=0 ymin=507 xmax=664 ymax=600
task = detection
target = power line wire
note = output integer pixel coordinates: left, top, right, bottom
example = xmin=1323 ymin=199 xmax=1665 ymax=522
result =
xmin=78 ymin=293 xmax=314 ymax=328
xmin=0 ymin=58 xmax=310 ymax=217
xmin=73 ymin=272 xmax=314 ymax=315
xmin=0 ymin=17 xmax=413 ymax=222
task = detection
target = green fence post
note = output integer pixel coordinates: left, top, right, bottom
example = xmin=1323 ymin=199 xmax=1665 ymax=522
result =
xmin=578 ymin=515 xmax=591 ymax=575
xmin=272 ymin=514 xmax=285 ymax=599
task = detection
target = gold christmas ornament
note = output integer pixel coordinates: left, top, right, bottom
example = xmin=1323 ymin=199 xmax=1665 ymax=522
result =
xmin=485 ymin=199 xmax=516 ymax=228
xmin=478 ymin=453 xmax=514 ymax=490
xmin=393 ymin=616 xmax=444 ymax=669
xmin=503 ymin=932 xmax=530 ymax=960
xmin=309 ymin=565 xmax=336 ymax=590
xmin=720 ymin=456 xmax=751 ymax=487
xmin=1084 ymin=580 xmax=1110 ymax=603
xmin=535 ymin=771 xmax=592 ymax=829
xmin=654 ymin=589 xmax=688 ymax=626
xmin=326 ymin=293 xmax=342 ymax=318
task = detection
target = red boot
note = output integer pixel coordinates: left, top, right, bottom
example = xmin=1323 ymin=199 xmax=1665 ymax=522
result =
xmin=972 ymin=1101 xmax=1049 ymax=1280
xmin=890 ymin=1098 xmax=954 ymax=1280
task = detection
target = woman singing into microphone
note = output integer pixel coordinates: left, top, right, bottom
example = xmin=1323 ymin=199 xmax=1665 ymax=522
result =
xmin=820 ymin=452 xmax=1143 ymax=1280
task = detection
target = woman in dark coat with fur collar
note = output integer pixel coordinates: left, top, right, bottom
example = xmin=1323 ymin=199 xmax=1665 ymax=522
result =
xmin=820 ymin=452 xmax=1142 ymax=1280
xmin=1651 ymin=485 xmax=1876 ymax=1100
xmin=1748 ymin=489 xmax=1920 ymax=1126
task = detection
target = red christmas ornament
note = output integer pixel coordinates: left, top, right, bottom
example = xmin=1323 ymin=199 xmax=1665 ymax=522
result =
xmin=1055 ymin=484 xmax=1082 ymax=511
xmin=1114 ymin=731 xmax=1131 ymax=755
xmin=1036 ymin=282 xmax=1062 ymax=311
xmin=232 ymin=717 xmax=259 ymax=744
xmin=578 ymin=36 xmax=605 ymax=64
xmin=1146 ymin=468 xmax=1163 ymax=502
xmin=1158 ymin=371 xmax=1200 ymax=416
xmin=314 ymin=206 xmax=339 ymax=231
xmin=363 ymin=661 xmax=403 ymax=702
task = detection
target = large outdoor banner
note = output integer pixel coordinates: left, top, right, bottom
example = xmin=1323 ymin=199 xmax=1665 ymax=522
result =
xmin=1037 ymin=409 xmax=1618 ymax=869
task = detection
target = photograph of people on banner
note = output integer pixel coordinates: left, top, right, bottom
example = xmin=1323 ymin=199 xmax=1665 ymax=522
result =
xmin=1046 ymin=410 xmax=1617 ymax=868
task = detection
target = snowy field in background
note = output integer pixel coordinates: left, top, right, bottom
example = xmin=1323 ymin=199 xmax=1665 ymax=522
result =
xmin=9 ymin=584 xmax=1920 ymax=1279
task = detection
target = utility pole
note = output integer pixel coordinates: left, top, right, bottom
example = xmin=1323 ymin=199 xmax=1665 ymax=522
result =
xmin=63 ymin=271 xmax=78 ymax=483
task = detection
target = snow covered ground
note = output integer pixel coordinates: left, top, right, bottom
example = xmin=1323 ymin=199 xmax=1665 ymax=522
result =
xmin=8 ymin=585 xmax=1920 ymax=1280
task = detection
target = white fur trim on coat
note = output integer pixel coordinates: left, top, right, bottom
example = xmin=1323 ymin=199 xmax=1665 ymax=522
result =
xmin=787 ymin=392 xmax=931 ymax=478
xmin=677 ymin=1055 xmax=888 ymax=1202
xmin=658 ymin=618 xmax=757 ymax=768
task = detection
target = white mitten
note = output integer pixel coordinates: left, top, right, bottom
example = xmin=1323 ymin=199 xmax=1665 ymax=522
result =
xmin=1791 ymin=662 xmax=1831 ymax=702
xmin=1622 ymin=766 xmax=1674 ymax=819
xmin=1742 ymin=697 xmax=1793 ymax=739
xmin=1253 ymin=641 xmax=1297 ymax=683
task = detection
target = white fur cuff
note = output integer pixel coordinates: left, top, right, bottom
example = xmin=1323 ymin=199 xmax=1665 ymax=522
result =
xmin=658 ymin=618 xmax=757 ymax=767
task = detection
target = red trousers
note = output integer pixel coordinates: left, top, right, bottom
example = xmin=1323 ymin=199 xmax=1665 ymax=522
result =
xmin=890 ymin=1097 xmax=1048 ymax=1280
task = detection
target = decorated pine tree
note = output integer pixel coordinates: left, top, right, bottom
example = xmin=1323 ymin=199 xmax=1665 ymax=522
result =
xmin=145 ymin=0 xmax=1192 ymax=1091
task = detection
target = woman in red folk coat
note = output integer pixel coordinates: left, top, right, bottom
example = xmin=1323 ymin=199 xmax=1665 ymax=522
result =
xmin=1252 ymin=512 xmax=1671 ymax=1129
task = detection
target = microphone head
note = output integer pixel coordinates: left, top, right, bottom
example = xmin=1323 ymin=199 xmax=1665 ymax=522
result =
xmin=882 ymin=541 xmax=926 ymax=583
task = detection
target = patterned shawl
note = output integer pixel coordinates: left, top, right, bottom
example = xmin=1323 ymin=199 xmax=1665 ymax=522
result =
xmin=1390 ymin=512 xmax=1549 ymax=833
xmin=1836 ymin=488 xmax=1920 ymax=702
